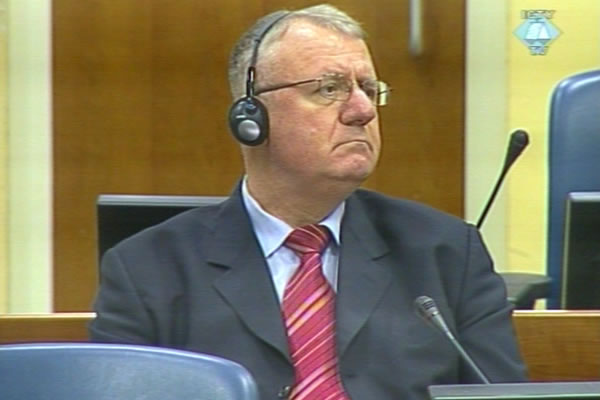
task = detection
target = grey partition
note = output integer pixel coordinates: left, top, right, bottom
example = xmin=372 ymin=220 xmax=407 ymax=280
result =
xmin=430 ymin=381 xmax=600 ymax=400
xmin=96 ymin=194 xmax=226 ymax=264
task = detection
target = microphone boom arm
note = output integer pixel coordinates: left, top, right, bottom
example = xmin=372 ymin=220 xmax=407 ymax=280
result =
xmin=476 ymin=129 xmax=529 ymax=229
xmin=476 ymin=169 xmax=508 ymax=229
xmin=414 ymin=296 xmax=491 ymax=384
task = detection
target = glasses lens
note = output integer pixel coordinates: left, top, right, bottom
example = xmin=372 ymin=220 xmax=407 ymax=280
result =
xmin=376 ymin=81 xmax=390 ymax=106
xmin=318 ymin=75 xmax=351 ymax=101
xmin=360 ymin=80 xmax=381 ymax=104
xmin=314 ymin=74 xmax=390 ymax=106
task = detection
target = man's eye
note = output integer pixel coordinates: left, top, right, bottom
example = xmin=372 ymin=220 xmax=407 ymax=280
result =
xmin=320 ymin=82 xmax=339 ymax=96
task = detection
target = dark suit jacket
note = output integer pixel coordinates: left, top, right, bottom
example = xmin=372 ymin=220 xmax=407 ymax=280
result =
xmin=90 ymin=187 xmax=527 ymax=399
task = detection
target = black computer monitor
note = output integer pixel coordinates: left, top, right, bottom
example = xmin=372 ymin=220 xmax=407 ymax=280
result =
xmin=429 ymin=381 xmax=600 ymax=399
xmin=560 ymin=191 xmax=600 ymax=309
xmin=96 ymin=194 xmax=226 ymax=265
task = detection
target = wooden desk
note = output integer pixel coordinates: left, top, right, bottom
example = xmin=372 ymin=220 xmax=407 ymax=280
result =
xmin=0 ymin=312 xmax=93 ymax=343
xmin=513 ymin=310 xmax=600 ymax=381
xmin=2 ymin=311 xmax=600 ymax=382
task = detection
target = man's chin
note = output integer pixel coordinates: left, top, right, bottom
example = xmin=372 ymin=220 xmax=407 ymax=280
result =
xmin=328 ymin=165 xmax=374 ymax=185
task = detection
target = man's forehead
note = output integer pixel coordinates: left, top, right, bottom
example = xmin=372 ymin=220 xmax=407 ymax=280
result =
xmin=276 ymin=20 xmax=364 ymax=52
xmin=265 ymin=20 xmax=375 ymax=76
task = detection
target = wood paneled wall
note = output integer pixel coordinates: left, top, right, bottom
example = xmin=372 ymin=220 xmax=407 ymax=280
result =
xmin=52 ymin=0 xmax=465 ymax=310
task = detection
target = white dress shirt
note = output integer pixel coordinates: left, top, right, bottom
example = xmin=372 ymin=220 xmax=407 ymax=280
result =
xmin=241 ymin=178 xmax=345 ymax=303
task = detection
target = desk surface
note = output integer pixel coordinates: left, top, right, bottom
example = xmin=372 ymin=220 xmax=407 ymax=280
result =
xmin=2 ymin=310 xmax=599 ymax=382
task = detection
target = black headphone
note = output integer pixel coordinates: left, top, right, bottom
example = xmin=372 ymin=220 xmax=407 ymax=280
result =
xmin=228 ymin=11 xmax=290 ymax=146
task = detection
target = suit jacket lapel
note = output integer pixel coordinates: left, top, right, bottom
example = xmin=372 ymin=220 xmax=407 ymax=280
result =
xmin=336 ymin=193 xmax=392 ymax=357
xmin=201 ymin=187 xmax=392 ymax=362
xmin=205 ymin=187 xmax=291 ymax=362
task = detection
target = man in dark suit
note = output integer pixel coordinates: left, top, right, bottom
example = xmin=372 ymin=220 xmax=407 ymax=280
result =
xmin=90 ymin=4 xmax=527 ymax=399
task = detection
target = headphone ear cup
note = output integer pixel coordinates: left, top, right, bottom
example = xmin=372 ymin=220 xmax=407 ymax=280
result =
xmin=228 ymin=96 xmax=269 ymax=146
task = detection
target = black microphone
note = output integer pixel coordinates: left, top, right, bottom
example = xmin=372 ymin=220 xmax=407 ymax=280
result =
xmin=414 ymin=296 xmax=491 ymax=384
xmin=476 ymin=129 xmax=530 ymax=229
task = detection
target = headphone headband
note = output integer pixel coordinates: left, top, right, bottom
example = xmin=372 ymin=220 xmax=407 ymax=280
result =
xmin=229 ymin=10 xmax=291 ymax=146
xmin=248 ymin=11 xmax=291 ymax=70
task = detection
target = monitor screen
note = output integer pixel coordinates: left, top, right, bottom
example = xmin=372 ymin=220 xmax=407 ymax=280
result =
xmin=561 ymin=191 xmax=600 ymax=309
xmin=96 ymin=194 xmax=226 ymax=266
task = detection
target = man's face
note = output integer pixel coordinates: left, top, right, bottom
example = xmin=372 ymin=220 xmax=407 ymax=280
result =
xmin=255 ymin=21 xmax=382 ymax=187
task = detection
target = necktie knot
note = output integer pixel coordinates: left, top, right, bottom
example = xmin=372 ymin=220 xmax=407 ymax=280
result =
xmin=284 ymin=224 xmax=330 ymax=255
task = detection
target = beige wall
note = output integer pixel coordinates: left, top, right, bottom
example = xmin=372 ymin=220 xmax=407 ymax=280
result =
xmin=465 ymin=0 xmax=509 ymax=272
xmin=506 ymin=0 xmax=600 ymax=276
xmin=467 ymin=0 xmax=600 ymax=285
xmin=0 ymin=0 xmax=8 ymax=313
xmin=6 ymin=0 xmax=52 ymax=312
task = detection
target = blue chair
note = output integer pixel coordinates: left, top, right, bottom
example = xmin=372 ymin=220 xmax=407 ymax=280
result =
xmin=547 ymin=69 xmax=600 ymax=308
xmin=0 ymin=342 xmax=260 ymax=400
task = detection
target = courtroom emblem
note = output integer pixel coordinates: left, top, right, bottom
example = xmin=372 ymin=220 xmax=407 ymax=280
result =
xmin=514 ymin=10 xmax=561 ymax=55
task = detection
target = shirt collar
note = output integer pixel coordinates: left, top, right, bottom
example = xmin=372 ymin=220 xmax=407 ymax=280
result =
xmin=241 ymin=177 xmax=344 ymax=257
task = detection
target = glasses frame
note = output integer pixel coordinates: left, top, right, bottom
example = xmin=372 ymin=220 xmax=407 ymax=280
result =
xmin=255 ymin=73 xmax=391 ymax=107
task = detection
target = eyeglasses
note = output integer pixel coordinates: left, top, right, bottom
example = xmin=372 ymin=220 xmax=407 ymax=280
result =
xmin=255 ymin=73 xmax=391 ymax=107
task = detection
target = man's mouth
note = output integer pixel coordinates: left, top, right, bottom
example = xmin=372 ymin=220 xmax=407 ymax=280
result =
xmin=334 ymin=139 xmax=372 ymax=151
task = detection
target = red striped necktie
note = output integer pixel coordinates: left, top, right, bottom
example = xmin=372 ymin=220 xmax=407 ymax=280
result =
xmin=282 ymin=225 xmax=350 ymax=400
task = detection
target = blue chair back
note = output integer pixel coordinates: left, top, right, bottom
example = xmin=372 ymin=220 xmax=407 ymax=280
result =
xmin=0 ymin=342 xmax=260 ymax=400
xmin=547 ymin=69 xmax=600 ymax=308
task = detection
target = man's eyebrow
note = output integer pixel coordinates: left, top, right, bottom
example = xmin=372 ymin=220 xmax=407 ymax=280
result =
xmin=319 ymin=69 xmax=346 ymax=76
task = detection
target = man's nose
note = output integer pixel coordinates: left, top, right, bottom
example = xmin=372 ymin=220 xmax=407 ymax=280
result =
xmin=339 ymin=87 xmax=377 ymax=126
